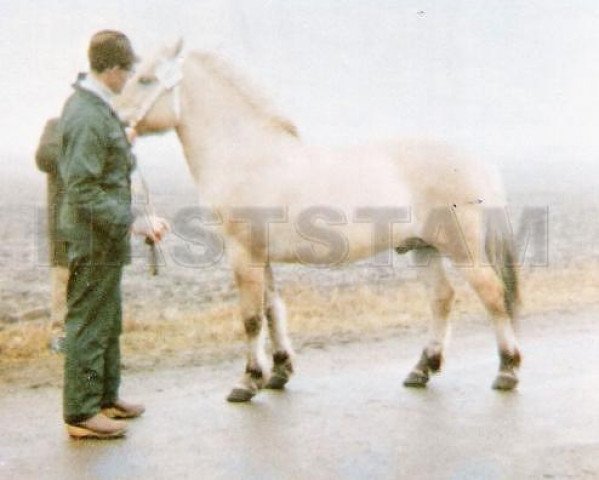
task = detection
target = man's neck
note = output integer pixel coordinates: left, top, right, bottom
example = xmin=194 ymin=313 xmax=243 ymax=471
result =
xmin=80 ymin=72 xmax=115 ymax=105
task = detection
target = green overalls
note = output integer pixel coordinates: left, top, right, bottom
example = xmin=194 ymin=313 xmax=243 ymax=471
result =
xmin=58 ymin=79 xmax=135 ymax=424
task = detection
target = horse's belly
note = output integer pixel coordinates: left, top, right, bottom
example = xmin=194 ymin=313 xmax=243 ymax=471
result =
xmin=266 ymin=216 xmax=416 ymax=265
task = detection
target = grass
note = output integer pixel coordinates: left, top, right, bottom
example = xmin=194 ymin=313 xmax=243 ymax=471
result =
xmin=1 ymin=263 xmax=598 ymax=386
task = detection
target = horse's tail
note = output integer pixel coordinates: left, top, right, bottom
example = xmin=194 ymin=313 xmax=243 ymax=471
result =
xmin=485 ymin=229 xmax=521 ymax=320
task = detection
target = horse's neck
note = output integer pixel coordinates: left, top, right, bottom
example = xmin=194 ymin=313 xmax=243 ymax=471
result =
xmin=175 ymin=82 xmax=295 ymax=198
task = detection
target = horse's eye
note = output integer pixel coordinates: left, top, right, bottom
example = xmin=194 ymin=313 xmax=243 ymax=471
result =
xmin=138 ymin=76 xmax=154 ymax=86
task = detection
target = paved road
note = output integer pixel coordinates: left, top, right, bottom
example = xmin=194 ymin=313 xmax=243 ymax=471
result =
xmin=1 ymin=308 xmax=598 ymax=480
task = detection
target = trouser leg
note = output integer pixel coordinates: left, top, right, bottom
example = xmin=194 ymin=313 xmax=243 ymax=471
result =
xmin=50 ymin=266 xmax=69 ymax=330
xmin=63 ymin=259 xmax=123 ymax=424
xmin=101 ymin=295 xmax=122 ymax=407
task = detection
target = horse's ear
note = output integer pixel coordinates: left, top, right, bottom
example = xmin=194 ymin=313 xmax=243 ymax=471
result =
xmin=161 ymin=38 xmax=184 ymax=59
xmin=170 ymin=38 xmax=183 ymax=58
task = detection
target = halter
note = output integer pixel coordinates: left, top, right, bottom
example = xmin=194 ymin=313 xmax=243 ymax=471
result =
xmin=123 ymin=56 xmax=183 ymax=276
xmin=128 ymin=56 xmax=184 ymax=129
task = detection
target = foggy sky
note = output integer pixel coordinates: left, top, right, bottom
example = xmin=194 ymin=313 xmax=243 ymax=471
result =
xmin=2 ymin=0 xmax=599 ymax=189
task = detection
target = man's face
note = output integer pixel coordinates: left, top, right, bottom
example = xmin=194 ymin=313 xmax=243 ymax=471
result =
xmin=105 ymin=65 xmax=134 ymax=94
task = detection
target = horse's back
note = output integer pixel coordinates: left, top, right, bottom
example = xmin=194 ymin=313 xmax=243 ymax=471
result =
xmin=283 ymin=141 xmax=412 ymax=209
xmin=389 ymin=138 xmax=506 ymax=210
xmin=282 ymin=138 xmax=505 ymax=220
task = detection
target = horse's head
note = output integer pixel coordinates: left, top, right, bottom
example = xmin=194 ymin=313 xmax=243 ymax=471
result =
xmin=113 ymin=39 xmax=184 ymax=134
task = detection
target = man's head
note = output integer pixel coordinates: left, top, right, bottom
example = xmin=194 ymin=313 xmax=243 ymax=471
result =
xmin=88 ymin=30 xmax=137 ymax=94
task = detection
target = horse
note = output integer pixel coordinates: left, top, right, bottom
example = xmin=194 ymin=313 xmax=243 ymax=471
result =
xmin=113 ymin=40 xmax=522 ymax=402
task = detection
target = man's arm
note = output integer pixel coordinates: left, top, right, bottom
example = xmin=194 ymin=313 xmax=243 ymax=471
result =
xmin=35 ymin=118 xmax=61 ymax=174
xmin=60 ymin=119 xmax=134 ymax=240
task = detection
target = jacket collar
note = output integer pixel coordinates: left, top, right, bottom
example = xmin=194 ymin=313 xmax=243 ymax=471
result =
xmin=78 ymin=73 xmax=114 ymax=105
xmin=72 ymin=73 xmax=124 ymax=124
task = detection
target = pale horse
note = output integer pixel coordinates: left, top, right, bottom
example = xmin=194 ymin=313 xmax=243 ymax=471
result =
xmin=114 ymin=41 xmax=522 ymax=402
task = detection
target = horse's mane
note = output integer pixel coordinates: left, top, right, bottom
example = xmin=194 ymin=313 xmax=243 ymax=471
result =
xmin=187 ymin=51 xmax=299 ymax=138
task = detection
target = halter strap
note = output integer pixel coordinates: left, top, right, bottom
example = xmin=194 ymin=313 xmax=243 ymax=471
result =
xmin=128 ymin=57 xmax=184 ymax=129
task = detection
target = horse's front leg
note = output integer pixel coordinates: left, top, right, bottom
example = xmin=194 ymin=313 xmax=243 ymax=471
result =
xmin=227 ymin=264 xmax=269 ymax=403
xmin=263 ymin=264 xmax=295 ymax=390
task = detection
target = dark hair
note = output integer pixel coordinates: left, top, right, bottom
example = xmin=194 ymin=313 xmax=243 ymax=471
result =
xmin=88 ymin=30 xmax=137 ymax=73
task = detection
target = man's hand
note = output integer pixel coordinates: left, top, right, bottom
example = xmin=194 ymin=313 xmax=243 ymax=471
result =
xmin=131 ymin=215 xmax=170 ymax=243
xmin=125 ymin=127 xmax=137 ymax=144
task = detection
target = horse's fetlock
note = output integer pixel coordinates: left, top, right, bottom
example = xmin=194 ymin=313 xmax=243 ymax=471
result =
xmin=423 ymin=345 xmax=443 ymax=373
xmin=243 ymin=315 xmax=262 ymax=336
xmin=427 ymin=353 xmax=443 ymax=372
xmin=273 ymin=351 xmax=290 ymax=365
xmin=272 ymin=351 xmax=294 ymax=377
xmin=499 ymin=349 xmax=521 ymax=371
xmin=245 ymin=365 xmax=264 ymax=380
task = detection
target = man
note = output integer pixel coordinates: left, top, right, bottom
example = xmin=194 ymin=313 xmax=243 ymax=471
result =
xmin=58 ymin=30 xmax=168 ymax=439
xmin=35 ymin=117 xmax=69 ymax=352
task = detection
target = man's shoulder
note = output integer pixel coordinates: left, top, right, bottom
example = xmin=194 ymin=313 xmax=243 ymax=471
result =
xmin=63 ymin=89 xmax=107 ymax=118
xmin=62 ymin=89 xmax=113 ymax=132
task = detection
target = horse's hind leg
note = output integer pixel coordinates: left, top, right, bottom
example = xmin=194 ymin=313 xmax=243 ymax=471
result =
xmin=461 ymin=266 xmax=521 ymax=390
xmin=227 ymin=262 xmax=269 ymax=403
xmin=404 ymin=248 xmax=455 ymax=388
xmin=263 ymin=264 xmax=295 ymax=390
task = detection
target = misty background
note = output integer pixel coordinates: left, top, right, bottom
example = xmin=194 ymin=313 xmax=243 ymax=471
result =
xmin=2 ymin=1 xmax=599 ymax=192
xmin=1 ymin=1 xmax=598 ymax=274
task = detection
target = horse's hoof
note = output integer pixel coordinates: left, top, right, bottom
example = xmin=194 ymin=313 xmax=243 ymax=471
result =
xmin=226 ymin=388 xmax=256 ymax=403
xmin=264 ymin=374 xmax=288 ymax=390
xmin=492 ymin=373 xmax=519 ymax=391
xmin=403 ymin=370 xmax=429 ymax=388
